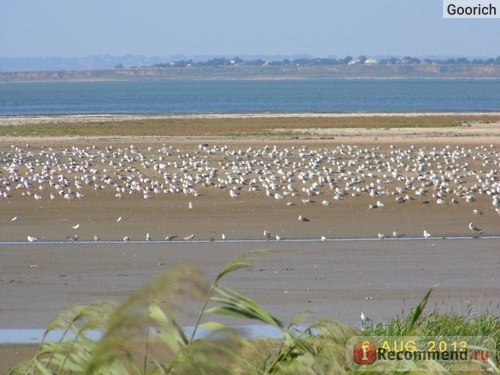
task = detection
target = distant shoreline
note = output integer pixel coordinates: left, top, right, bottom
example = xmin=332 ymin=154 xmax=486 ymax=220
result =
xmin=2 ymin=112 xmax=500 ymax=126
xmin=1 ymin=64 xmax=500 ymax=82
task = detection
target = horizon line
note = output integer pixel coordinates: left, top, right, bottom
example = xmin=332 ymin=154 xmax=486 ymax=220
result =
xmin=2 ymin=53 xmax=500 ymax=60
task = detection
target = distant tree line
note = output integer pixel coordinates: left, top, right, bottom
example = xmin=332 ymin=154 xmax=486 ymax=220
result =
xmin=147 ymin=56 xmax=500 ymax=69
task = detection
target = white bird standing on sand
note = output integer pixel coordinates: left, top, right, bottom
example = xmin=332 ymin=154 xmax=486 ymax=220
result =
xmin=11 ymin=216 xmax=17 ymax=222
xmin=27 ymin=236 xmax=38 ymax=242
xmin=163 ymin=235 xmax=177 ymax=241
xmin=469 ymin=222 xmax=483 ymax=234
xmin=298 ymin=215 xmax=309 ymax=222
xmin=423 ymin=230 xmax=431 ymax=238
xmin=188 ymin=201 xmax=193 ymax=209
xmin=377 ymin=233 xmax=386 ymax=239
xmin=275 ymin=234 xmax=282 ymax=241
xmin=146 ymin=233 xmax=151 ymax=241
xmin=321 ymin=235 xmax=326 ymax=241
xmin=263 ymin=230 xmax=272 ymax=239
xmin=116 ymin=216 xmax=122 ymax=222
xmin=183 ymin=234 xmax=195 ymax=241
xmin=72 ymin=224 xmax=80 ymax=229
xmin=221 ymin=233 xmax=226 ymax=240
xmin=123 ymin=236 xmax=130 ymax=242
xmin=360 ymin=311 xmax=371 ymax=327
xmin=392 ymin=231 xmax=404 ymax=238
xmin=93 ymin=235 xmax=100 ymax=242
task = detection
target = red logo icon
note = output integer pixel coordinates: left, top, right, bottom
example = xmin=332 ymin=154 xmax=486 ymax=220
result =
xmin=353 ymin=340 xmax=377 ymax=364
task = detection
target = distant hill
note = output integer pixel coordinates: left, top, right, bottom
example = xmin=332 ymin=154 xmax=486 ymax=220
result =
xmin=1 ymin=63 xmax=499 ymax=82
xmin=0 ymin=55 xmax=312 ymax=72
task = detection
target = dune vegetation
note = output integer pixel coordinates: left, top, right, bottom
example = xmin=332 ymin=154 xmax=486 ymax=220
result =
xmin=1 ymin=115 xmax=498 ymax=138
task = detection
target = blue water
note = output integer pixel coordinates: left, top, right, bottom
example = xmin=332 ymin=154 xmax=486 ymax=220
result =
xmin=0 ymin=324 xmax=305 ymax=344
xmin=1 ymin=79 xmax=499 ymax=115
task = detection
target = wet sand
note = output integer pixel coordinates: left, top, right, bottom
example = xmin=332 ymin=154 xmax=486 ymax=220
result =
xmin=2 ymin=239 xmax=500 ymax=328
xmin=1 ymin=239 xmax=499 ymax=371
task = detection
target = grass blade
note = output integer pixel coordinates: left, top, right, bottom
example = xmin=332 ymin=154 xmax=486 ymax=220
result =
xmin=402 ymin=288 xmax=432 ymax=335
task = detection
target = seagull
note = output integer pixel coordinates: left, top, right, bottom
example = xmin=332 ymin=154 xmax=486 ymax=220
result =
xmin=221 ymin=233 xmax=226 ymax=240
xmin=163 ymin=235 xmax=177 ymax=241
xmin=188 ymin=201 xmax=193 ymax=209
xmin=377 ymin=233 xmax=386 ymax=239
xmin=10 ymin=216 xmax=17 ymax=222
xmin=146 ymin=233 xmax=151 ymax=241
xmin=123 ymin=236 xmax=130 ymax=242
xmin=27 ymin=236 xmax=38 ymax=242
xmin=93 ymin=235 xmax=100 ymax=242
xmin=263 ymin=230 xmax=272 ymax=239
xmin=298 ymin=215 xmax=309 ymax=222
xmin=116 ymin=216 xmax=122 ymax=222
xmin=275 ymin=234 xmax=282 ymax=241
xmin=423 ymin=230 xmax=431 ymax=238
xmin=72 ymin=224 xmax=80 ymax=229
xmin=320 ymin=235 xmax=326 ymax=241
xmin=65 ymin=234 xmax=79 ymax=241
xmin=360 ymin=311 xmax=372 ymax=327
xmin=473 ymin=209 xmax=483 ymax=216
xmin=392 ymin=231 xmax=404 ymax=238
xmin=469 ymin=222 xmax=483 ymax=234
xmin=183 ymin=234 xmax=195 ymax=241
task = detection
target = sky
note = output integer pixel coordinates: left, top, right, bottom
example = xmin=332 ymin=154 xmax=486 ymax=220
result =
xmin=1 ymin=0 xmax=499 ymax=59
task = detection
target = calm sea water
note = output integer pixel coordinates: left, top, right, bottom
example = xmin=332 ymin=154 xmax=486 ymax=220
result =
xmin=1 ymin=79 xmax=499 ymax=115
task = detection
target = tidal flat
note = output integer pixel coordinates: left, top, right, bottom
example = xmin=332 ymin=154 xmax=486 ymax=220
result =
xmin=0 ymin=115 xmax=498 ymax=372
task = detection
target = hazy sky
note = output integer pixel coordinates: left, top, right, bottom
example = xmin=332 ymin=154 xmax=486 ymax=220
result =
xmin=1 ymin=0 xmax=499 ymax=58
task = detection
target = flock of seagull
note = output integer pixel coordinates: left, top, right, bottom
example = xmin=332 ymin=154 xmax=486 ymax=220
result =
xmin=0 ymin=142 xmax=497 ymax=242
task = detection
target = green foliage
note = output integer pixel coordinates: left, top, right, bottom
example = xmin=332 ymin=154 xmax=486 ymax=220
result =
xmin=9 ymin=253 xmax=499 ymax=374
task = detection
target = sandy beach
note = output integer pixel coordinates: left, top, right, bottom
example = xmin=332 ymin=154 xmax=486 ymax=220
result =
xmin=1 ymin=112 xmax=500 ymax=126
xmin=0 ymin=115 xmax=499 ymax=372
